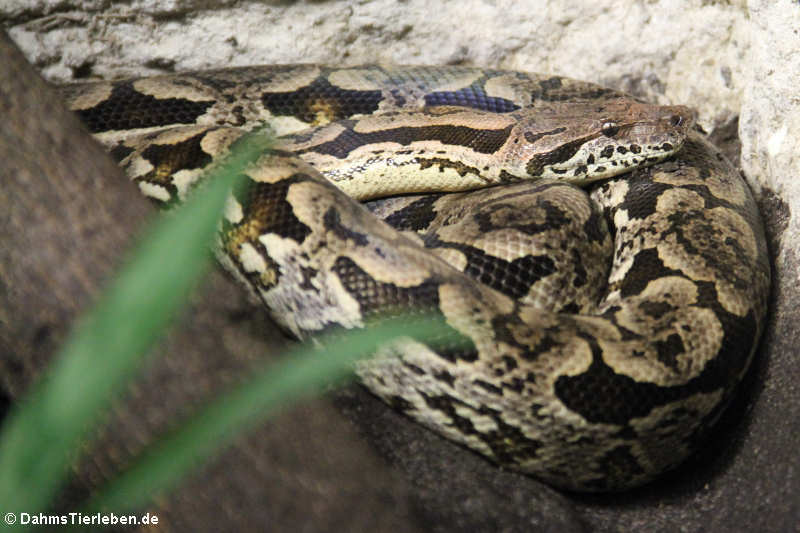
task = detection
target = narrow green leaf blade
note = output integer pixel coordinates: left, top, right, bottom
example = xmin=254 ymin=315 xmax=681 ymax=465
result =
xmin=84 ymin=316 xmax=458 ymax=514
xmin=0 ymin=132 xmax=266 ymax=517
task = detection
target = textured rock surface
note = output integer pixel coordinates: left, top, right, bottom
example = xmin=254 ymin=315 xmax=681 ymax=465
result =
xmin=4 ymin=0 xmax=748 ymax=130
xmin=2 ymin=0 xmax=798 ymax=531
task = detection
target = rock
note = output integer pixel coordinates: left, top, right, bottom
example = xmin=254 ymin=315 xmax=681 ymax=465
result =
xmin=4 ymin=0 xmax=747 ymax=130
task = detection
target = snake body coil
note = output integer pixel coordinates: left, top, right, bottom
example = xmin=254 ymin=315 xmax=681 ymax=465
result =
xmin=60 ymin=65 xmax=770 ymax=491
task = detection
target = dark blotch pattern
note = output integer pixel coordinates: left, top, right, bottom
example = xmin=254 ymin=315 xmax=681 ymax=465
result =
xmin=523 ymin=127 xmax=567 ymax=144
xmin=554 ymin=345 xmax=691 ymax=425
xmin=77 ymin=82 xmax=214 ymax=133
xmin=417 ymin=158 xmax=483 ymax=178
xmin=466 ymin=251 xmax=557 ymax=300
xmin=618 ymin=248 xmax=681 ymax=297
xmin=297 ymin=265 xmax=319 ymax=291
xmin=240 ymin=177 xmax=313 ymax=244
xmin=655 ymin=333 xmax=685 ymax=371
xmin=109 ymin=143 xmax=135 ymax=163
xmin=615 ymin=178 xmax=672 ymax=220
xmin=323 ymin=207 xmax=369 ymax=246
xmin=141 ymin=133 xmax=211 ymax=174
xmin=331 ymin=256 xmax=478 ymax=363
xmin=379 ymin=194 xmax=443 ymax=232
xmin=425 ymin=88 xmax=520 ymax=113
xmin=526 ymin=137 xmax=589 ymax=176
xmin=472 ymin=194 xmax=572 ymax=235
xmin=556 ymin=301 xmax=756 ymax=428
xmin=261 ymin=77 xmax=383 ymax=123
xmin=138 ymin=133 xmax=212 ymax=204
xmin=419 ymin=393 xmax=544 ymax=465
xmin=300 ymin=124 xmax=515 ymax=159
xmin=639 ymin=300 xmax=675 ymax=318
xmin=582 ymin=209 xmax=609 ymax=245
xmin=474 ymin=379 xmax=503 ymax=395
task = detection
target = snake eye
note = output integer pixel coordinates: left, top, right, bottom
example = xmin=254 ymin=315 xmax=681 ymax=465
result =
xmin=601 ymin=121 xmax=620 ymax=137
xmin=669 ymin=114 xmax=684 ymax=127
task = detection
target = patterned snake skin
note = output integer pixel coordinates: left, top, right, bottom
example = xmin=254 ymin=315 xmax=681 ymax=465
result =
xmin=59 ymin=65 xmax=770 ymax=491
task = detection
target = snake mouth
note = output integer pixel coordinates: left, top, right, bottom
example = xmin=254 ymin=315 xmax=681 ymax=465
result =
xmin=544 ymin=133 xmax=686 ymax=182
xmin=571 ymin=151 xmax=677 ymax=181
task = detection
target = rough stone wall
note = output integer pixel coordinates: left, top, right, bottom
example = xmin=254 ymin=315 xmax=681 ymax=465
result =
xmin=2 ymin=1 xmax=798 ymax=532
xmin=6 ymin=1 xmax=789 ymax=195
xmin=4 ymin=0 xmax=748 ymax=129
xmin=740 ymin=0 xmax=799 ymax=264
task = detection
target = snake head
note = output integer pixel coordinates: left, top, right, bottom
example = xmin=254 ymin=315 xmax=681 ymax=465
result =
xmin=504 ymin=100 xmax=696 ymax=183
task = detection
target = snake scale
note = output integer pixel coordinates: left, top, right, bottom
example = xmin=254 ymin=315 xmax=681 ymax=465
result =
xmin=58 ymin=65 xmax=770 ymax=491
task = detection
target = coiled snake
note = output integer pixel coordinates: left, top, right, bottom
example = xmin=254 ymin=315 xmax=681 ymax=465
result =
xmin=59 ymin=65 xmax=770 ymax=491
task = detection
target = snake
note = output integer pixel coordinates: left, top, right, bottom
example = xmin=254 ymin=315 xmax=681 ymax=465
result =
xmin=58 ymin=65 xmax=770 ymax=492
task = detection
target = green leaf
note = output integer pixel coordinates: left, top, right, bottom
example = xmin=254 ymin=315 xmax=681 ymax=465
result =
xmin=0 ymin=126 xmax=461 ymax=531
xmin=83 ymin=316 xmax=457 ymax=514
xmin=0 ymin=132 xmax=268 ymax=516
